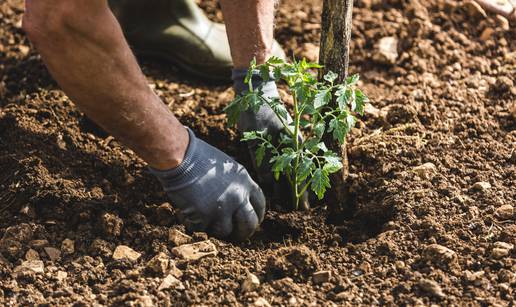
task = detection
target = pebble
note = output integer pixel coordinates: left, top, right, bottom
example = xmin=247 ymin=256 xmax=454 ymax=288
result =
xmin=158 ymin=274 xmax=184 ymax=291
xmin=25 ymin=249 xmax=40 ymax=261
xmin=168 ymin=229 xmax=193 ymax=247
xmin=171 ymin=240 xmax=217 ymax=261
xmin=418 ymin=278 xmax=445 ymax=298
xmin=479 ymin=27 xmax=495 ymax=41
xmin=112 ymin=245 xmax=141 ymax=262
xmin=253 ymin=297 xmax=272 ymax=307
xmin=14 ymin=260 xmax=44 ymax=274
xmin=44 ymin=247 xmax=61 ymax=261
xmin=241 ymin=272 xmax=260 ymax=292
xmin=472 ymin=181 xmax=491 ymax=191
xmin=495 ymin=205 xmax=513 ymax=220
xmin=492 ymin=241 xmax=513 ymax=259
xmin=156 ymin=202 xmax=175 ymax=226
xmin=56 ymin=270 xmax=68 ymax=282
xmin=29 ymin=239 xmax=49 ymax=250
xmin=374 ymin=36 xmax=398 ymax=65
xmin=465 ymin=0 xmax=487 ymax=18
xmin=61 ymin=239 xmax=75 ymax=255
xmin=312 ymin=270 xmax=332 ymax=284
xmin=100 ymin=212 xmax=124 ymax=237
xmin=495 ymin=15 xmax=510 ymax=31
xmin=412 ymin=163 xmax=437 ymax=179
xmin=423 ymin=244 xmax=457 ymax=266
xmin=147 ymin=252 xmax=169 ymax=275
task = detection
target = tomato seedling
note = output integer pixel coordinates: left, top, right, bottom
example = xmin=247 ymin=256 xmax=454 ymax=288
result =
xmin=225 ymin=57 xmax=368 ymax=209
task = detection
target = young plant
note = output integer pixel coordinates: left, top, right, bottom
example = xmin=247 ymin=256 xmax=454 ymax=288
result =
xmin=225 ymin=57 xmax=368 ymax=209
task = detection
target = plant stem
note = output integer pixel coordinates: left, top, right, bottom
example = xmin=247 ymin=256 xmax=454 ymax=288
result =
xmin=292 ymin=91 xmax=301 ymax=210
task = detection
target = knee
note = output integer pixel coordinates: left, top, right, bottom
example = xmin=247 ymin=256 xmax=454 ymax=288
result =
xmin=22 ymin=0 xmax=90 ymax=46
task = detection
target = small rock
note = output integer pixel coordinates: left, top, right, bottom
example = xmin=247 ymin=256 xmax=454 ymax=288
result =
xmin=241 ymin=272 xmax=260 ymax=292
xmin=412 ymin=163 xmax=437 ymax=179
xmin=491 ymin=248 xmax=510 ymax=259
xmin=25 ymin=249 xmax=40 ymax=261
xmin=56 ymin=270 xmax=68 ymax=282
xmin=494 ymin=241 xmax=513 ymax=250
xmin=89 ymin=239 xmax=113 ymax=258
xmin=156 ymin=202 xmax=175 ymax=226
xmin=465 ymin=0 xmax=487 ymax=18
xmin=495 ymin=15 xmax=510 ymax=31
xmin=493 ymin=76 xmax=514 ymax=94
xmin=112 ymin=245 xmax=141 ymax=262
xmin=418 ymin=279 xmax=445 ymax=298
xmin=479 ymin=27 xmax=495 ymax=41
xmin=312 ymin=270 xmax=332 ymax=284
xmin=61 ymin=239 xmax=75 ymax=255
xmin=423 ymin=244 xmax=457 ymax=267
xmin=29 ymin=239 xmax=49 ymax=250
xmin=147 ymin=252 xmax=169 ymax=275
xmin=0 ymin=239 xmax=23 ymax=259
xmin=134 ymin=295 xmax=153 ymax=307
xmin=169 ymin=261 xmax=183 ymax=278
xmin=374 ymin=36 xmax=398 ymax=65
xmin=158 ymin=274 xmax=184 ymax=291
xmin=14 ymin=260 xmax=44 ymax=274
xmin=168 ymin=229 xmax=193 ymax=247
xmin=509 ymin=102 xmax=516 ymax=119
xmin=253 ymin=297 xmax=272 ymax=307
xmin=472 ymin=181 xmax=491 ymax=191
xmin=495 ymin=205 xmax=514 ymax=220
xmin=44 ymin=247 xmax=61 ymax=261
xmin=1 ymin=224 xmax=33 ymax=242
xmin=171 ymin=240 xmax=218 ymax=261
xmin=100 ymin=212 xmax=124 ymax=237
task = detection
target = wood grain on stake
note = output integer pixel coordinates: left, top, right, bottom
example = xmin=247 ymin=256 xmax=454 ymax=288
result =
xmin=319 ymin=0 xmax=354 ymax=208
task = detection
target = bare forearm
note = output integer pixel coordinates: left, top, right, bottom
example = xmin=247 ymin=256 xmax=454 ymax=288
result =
xmin=23 ymin=0 xmax=188 ymax=169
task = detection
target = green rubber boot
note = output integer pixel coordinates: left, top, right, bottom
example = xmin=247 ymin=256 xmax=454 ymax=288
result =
xmin=109 ymin=0 xmax=286 ymax=82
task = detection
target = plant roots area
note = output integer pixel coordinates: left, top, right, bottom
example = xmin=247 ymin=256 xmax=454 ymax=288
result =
xmin=0 ymin=0 xmax=515 ymax=305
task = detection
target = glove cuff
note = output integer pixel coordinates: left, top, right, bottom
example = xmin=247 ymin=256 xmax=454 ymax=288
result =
xmin=149 ymin=128 xmax=207 ymax=191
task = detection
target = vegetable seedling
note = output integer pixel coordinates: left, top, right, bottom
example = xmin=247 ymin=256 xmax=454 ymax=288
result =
xmin=225 ymin=57 xmax=368 ymax=210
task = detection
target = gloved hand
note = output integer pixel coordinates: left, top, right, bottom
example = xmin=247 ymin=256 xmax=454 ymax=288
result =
xmin=232 ymin=69 xmax=309 ymax=210
xmin=150 ymin=128 xmax=266 ymax=240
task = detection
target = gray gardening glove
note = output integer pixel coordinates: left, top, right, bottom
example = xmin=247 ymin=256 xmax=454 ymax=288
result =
xmin=150 ymin=128 xmax=266 ymax=240
xmin=233 ymin=69 xmax=309 ymax=210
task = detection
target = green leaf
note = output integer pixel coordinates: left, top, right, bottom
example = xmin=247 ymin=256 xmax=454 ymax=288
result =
xmin=271 ymin=151 xmax=296 ymax=174
xmin=297 ymin=157 xmax=314 ymax=182
xmin=269 ymin=98 xmax=289 ymax=121
xmin=242 ymin=131 xmax=259 ymax=141
xmin=313 ymin=121 xmax=325 ymax=139
xmin=353 ymin=89 xmax=368 ymax=115
xmin=346 ymin=114 xmax=356 ymax=130
xmin=224 ymin=96 xmax=243 ymax=126
xmin=324 ymin=71 xmax=338 ymax=83
xmin=304 ymin=139 xmax=319 ymax=153
xmin=323 ymin=155 xmax=342 ymax=174
xmin=314 ymin=88 xmax=331 ymax=109
xmin=259 ymin=65 xmax=270 ymax=82
xmin=311 ymin=168 xmax=331 ymax=200
xmin=328 ymin=117 xmax=347 ymax=144
xmin=346 ymin=74 xmax=359 ymax=86
xmin=244 ymin=58 xmax=257 ymax=84
xmin=267 ymin=56 xmax=285 ymax=65
xmin=255 ymin=144 xmax=266 ymax=167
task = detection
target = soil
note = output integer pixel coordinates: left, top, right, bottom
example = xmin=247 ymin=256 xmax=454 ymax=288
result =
xmin=1 ymin=0 xmax=515 ymax=305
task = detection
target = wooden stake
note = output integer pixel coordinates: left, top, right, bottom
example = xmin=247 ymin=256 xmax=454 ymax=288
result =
xmin=319 ymin=0 xmax=354 ymax=209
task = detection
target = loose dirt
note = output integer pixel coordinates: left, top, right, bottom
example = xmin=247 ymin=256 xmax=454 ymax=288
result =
xmin=1 ymin=0 xmax=515 ymax=305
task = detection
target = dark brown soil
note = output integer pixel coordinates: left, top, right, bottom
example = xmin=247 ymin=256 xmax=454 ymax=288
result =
xmin=1 ymin=0 xmax=515 ymax=305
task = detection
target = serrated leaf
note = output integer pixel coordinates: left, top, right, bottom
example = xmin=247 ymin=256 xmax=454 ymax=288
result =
xmin=255 ymin=144 xmax=266 ymax=167
xmin=346 ymin=74 xmax=359 ymax=86
xmin=329 ymin=118 xmax=347 ymax=144
xmin=324 ymin=71 xmax=338 ymax=83
xmin=346 ymin=114 xmax=356 ymax=130
xmin=259 ymin=65 xmax=270 ymax=82
xmin=271 ymin=151 xmax=296 ymax=174
xmin=297 ymin=157 xmax=314 ymax=182
xmin=323 ymin=155 xmax=342 ymax=174
xmin=304 ymin=138 xmax=319 ymax=153
xmin=314 ymin=121 xmax=325 ymax=139
xmin=267 ymin=56 xmax=285 ymax=65
xmin=224 ymin=96 xmax=243 ymax=126
xmin=353 ymin=89 xmax=368 ymax=115
xmin=314 ymin=88 xmax=331 ymax=109
xmin=242 ymin=131 xmax=259 ymax=141
xmin=269 ymin=98 xmax=289 ymax=120
xmin=311 ymin=168 xmax=330 ymax=200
